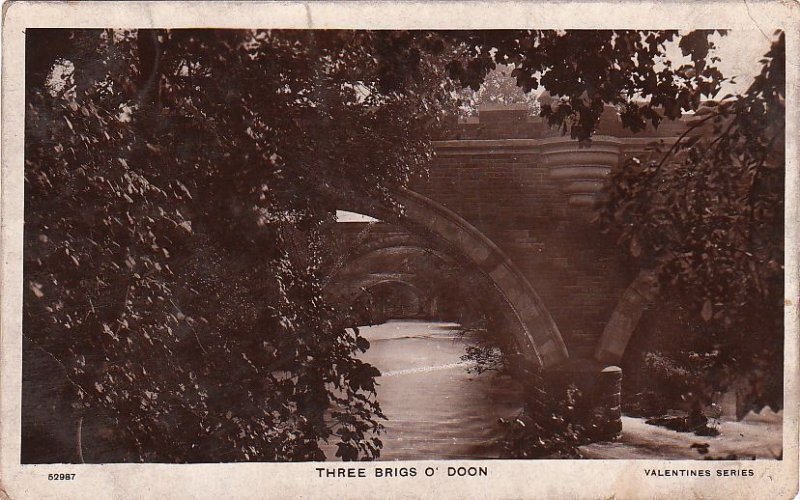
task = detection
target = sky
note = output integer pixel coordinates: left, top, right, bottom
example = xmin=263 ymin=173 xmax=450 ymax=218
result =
xmin=671 ymin=29 xmax=776 ymax=96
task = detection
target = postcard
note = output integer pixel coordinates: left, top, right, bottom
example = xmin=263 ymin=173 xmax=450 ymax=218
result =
xmin=1 ymin=2 xmax=798 ymax=498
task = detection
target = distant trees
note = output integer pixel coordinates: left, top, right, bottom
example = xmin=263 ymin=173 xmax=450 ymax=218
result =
xmin=24 ymin=28 xmax=749 ymax=462
xmin=457 ymin=65 xmax=541 ymax=116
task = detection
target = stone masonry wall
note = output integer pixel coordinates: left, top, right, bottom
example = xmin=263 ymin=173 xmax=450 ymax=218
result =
xmin=410 ymin=105 xmax=684 ymax=359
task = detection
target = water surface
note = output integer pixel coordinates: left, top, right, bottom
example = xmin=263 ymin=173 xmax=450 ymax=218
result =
xmin=341 ymin=320 xmax=524 ymax=460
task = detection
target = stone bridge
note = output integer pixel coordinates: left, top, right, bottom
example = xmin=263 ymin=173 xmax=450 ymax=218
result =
xmin=326 ymin=103 xmax=689 ymax=433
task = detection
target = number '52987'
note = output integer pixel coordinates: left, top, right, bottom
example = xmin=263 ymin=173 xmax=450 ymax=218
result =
xmin=47 ymin=473 xmax=76 ymax=480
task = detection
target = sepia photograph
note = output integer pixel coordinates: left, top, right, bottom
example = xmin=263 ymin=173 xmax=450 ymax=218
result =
xmin=1 ymin=2 xmax=798 ymax=498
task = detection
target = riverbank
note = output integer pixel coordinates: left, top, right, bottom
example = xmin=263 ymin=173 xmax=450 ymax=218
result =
xmin=580 ymin=412 xmax=783 ymax=460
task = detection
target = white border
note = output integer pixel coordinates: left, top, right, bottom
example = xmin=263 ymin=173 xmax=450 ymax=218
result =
xmin=2 ymin=2 xmax=798 ymax=499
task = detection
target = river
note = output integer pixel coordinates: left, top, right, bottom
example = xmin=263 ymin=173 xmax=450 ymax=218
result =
xmin=339 ymin=320 xmax=524 ymax=461
xmin=321 ymin=320 xmax=783 ymax=461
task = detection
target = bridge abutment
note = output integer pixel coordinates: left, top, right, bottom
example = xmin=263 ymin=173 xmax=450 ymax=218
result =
xmin=542 ymin=361 xmax=623 ymax=440
xmin=508 ymin=353 xmax=623 ymax=443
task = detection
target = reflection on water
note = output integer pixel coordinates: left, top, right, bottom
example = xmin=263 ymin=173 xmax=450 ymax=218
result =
xmin=335 ymin=320 xmax=524 ymax=461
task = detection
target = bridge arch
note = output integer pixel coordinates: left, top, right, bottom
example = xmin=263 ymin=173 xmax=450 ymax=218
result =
xmin=331 ymin=271 xmax=431 ymax=304
xmin=333 ymin=188 xmax=569 ymax=369
xmin=345 ymin=245 xmax=455 ymax=267
xmin=352 ymin=279 xmax=427 ymax=320
xmin=594 ymin=270 xmax=658 ymax=364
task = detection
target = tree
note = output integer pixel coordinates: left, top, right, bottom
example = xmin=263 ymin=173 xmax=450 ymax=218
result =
xmin=456 ymin=65 xmax=541 ymax=117
xmin=24 ymin=29 xmax=461 ymax=462
xmin=443 ymin=29 xmax=727 ymax=140
xmin=599 ymin=32 xmax=785 ymax=414
xmin=24 ymin=29 xmax=732 ymax=462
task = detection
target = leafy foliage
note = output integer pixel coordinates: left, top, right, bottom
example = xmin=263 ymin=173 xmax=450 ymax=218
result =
xmin=498 ymin=379 xmax=585 ymax=459
xmin=24 ymin=28 xmax=737 ymax=462
xmin=445 ymin=30 xmax=726 ymax=140
xmin=599 ymin=32 xmax=785 ymax=413
xmin=461 ymin=326 xmax=589 ymax=458
xmin=459 ymin=327 xmax=587 ymax=458
xmin=24 ymin=29 xmax=459 ymax=462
